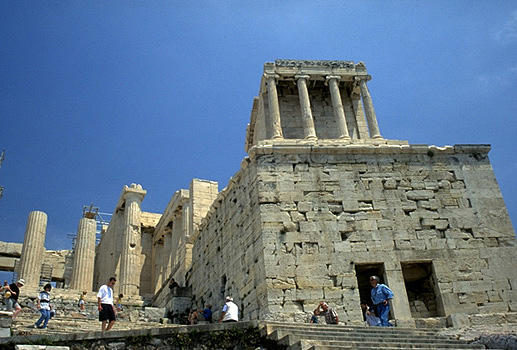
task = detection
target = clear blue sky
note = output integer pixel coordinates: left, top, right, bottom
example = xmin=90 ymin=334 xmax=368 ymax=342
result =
xmin=1 ymin=2 xmax=516 ymax=258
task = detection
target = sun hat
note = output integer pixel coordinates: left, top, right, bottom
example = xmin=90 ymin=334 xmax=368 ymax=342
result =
xmin=226 ymin=296 xmax=233 ymax=301
xmin=17 ymin=279 xmax=25 ymax=286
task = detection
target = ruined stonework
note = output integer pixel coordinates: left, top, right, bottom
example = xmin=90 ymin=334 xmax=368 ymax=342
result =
xmin=2 ymin=59 xmax=516 ymax=329
xmin=189 ymin=60 xmax=517 ymax=327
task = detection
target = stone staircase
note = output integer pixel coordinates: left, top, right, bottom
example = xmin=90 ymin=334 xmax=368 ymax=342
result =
xmin=261 ymin=322 xmax=491 ymax=350
xmin=10 ymin=308 xmax=165 ymax=336
xmin=5 ymin=314 xmax=500 ymax=350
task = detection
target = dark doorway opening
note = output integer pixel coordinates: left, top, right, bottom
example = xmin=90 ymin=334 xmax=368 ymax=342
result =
xmin=401 ymin=261 xmax=441 ymax=318
xmin=354 ymin=263 xmax=385 ymax=307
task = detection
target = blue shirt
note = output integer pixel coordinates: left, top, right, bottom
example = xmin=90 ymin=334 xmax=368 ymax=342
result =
xmin=371 ymin=283 xmax=394 ymax=305
xmin=202 ymin=308 xmax=212 ymax=321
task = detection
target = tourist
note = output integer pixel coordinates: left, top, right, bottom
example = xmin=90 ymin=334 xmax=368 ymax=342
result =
xmin=360 ymin=301 xmax=381 ymax=326
xmin=0 ymin=280 xmax=8 ymax=293
xmin=189 ymin=304 xmax=212 ymax=324
xmin=116 ymin=294 xmax=124 ymax=312
xmin=5 ymin=279 xmax=25 ymax=320
xmin=34 ymin=283 xmax=52 ymax=329
xmin=219 ymin=296 xmax=238 ymax=323
xmin=169 ymin=278 xmax=179 ymax=292
xmin=97 ymin=277 xmax=117 ymax=332
xmin=0 ymin=280 xmax=9 ymax=303
xmin=78 ymin=291 xmax=87 ymax=311
xmin=309 ymin=311 xmax=319 ymax=324
xmin=313 ymin=301 xmax=339 ymax=324
xmin=370 ymin=275 xmax=394 ymax=327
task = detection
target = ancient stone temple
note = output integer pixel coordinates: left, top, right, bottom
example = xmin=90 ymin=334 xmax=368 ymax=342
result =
xmin=1 ymin=59 xmax=516 ymax=329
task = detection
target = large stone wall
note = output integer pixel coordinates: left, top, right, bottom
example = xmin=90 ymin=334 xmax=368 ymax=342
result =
xmin=189 ymin=141 xmax=517 ymax=326
xmin=190 ymin=159 xmax=265 ymax=319
xmin=252 ymin=142 xmax=516 ymax=324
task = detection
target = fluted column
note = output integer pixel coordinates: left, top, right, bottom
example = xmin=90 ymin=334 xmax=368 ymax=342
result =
xmin=326 ymin=75 xmax=351 ymax=139
xmin=18 ymin=211 xmax=47 ymax=288
xmin=119 ymin=184 xmax=146 ymax=296
xmin=265 ymin=73 xmax=284 ymax=139
xmin=69 ymin=217 xmax=96 ymax=291
xmin=295 ymin=75 xmax=317 ymax=140
xmin=356 ymin=76 xmax=382 ymax=139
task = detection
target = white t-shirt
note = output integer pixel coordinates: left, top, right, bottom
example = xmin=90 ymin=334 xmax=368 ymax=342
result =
xmin=222 ymin=301 xmax=238 ymax=322
xmin=38 ymin=291 xmax=51 ymax=310
xmin=97 ymin=285 xmax=114 ymax=305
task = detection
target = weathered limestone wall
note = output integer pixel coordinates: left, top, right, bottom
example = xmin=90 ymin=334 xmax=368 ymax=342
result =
xmin=189 ymin=141 xmax=517 ymax=326
xmin=190 ymin=160 xmax=265 ymax=320
xmin=247 ymin=143 xmax=517 ymax=324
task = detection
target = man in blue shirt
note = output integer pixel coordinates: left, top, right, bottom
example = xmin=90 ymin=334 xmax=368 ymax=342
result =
xmin=189 ymin=304 xmax=213 ymax=324
xmin=370 ymin=275 xmax=394 ymax=327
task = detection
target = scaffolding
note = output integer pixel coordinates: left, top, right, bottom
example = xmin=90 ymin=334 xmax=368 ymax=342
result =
xmin=68 ymin=204 xmax=112 ymax=247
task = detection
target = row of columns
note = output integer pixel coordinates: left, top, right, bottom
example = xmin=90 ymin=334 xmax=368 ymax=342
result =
xmin=18 ymin=189 xmax=146 ymax=296
xmin=264 ymin=73 xmax=382 ymax=140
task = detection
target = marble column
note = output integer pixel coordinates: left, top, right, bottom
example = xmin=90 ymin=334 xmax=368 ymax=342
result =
xmin=356 ymin=76 xmax=382 ymax=139
xmin=69 ymin=217 xmax=97 ymax=291
xmin=295 ymin=75 xmax=317 ymax=140
xmin=265 ymin=73 xmax=284 ymax=139
xmin=119 ymin=184 xmax=146 ymax=296
xmin=326 ymin=75 xmax=351 ymax=139
xmin=18 ymin=211 xmax=47 ymax=288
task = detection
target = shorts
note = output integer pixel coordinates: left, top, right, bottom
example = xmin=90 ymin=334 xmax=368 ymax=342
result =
xmin=5 ymin=298 xmax=20 ymax=311
xmin=99 ymin=304 xmax=116 ymax=322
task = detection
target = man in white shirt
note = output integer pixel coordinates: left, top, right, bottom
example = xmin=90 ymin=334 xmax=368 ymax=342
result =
xmin=97 ymin=277 xmax=117 ymax=332
xmin=219 ymin=296 xmax=239 ymax=323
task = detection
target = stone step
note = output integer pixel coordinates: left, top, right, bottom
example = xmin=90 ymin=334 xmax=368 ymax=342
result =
xmin=263 ymin=322 xmax=443 ymax=336
xmin=268 ymin=328 xmax=468 ymax=343
xmin=11 ymin=310 xmax=164 ymax=337
xmin=277 ymin=334 xmax=485 ymax=350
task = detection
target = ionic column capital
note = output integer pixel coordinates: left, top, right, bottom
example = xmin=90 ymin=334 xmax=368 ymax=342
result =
xmin=325 ymin=75 xmax=342 ymax=82
xmin=354 ymin=75 xmax=372 ymax=82
xmin=294 ymin=74 xmax=310 ymax=81
xmin=264 ymin=73 xmax=280 ymax=83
